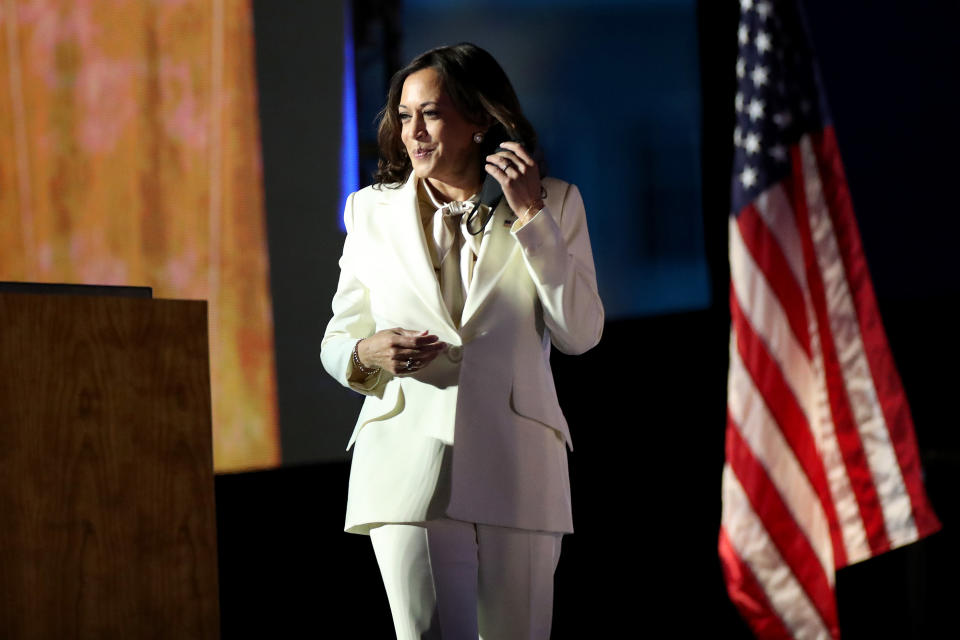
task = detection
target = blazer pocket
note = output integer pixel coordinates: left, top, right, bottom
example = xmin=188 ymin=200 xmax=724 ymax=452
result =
xmin=508 ymin=376 xmax=565 ymax=436
xmin=347 ymin=381 xmax=406 ymax=449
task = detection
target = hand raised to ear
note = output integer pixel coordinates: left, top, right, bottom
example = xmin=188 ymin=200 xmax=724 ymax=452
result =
xmin=485 ymin=141 xmax=544 ymax=226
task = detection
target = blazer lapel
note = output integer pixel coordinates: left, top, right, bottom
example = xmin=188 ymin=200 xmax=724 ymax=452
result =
xmin=381 ymin=175 xmax=459 ymax=332
xmin=461 ymin=199 xmax=519 ymax=328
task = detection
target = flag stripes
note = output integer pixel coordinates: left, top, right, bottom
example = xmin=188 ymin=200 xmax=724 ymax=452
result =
xmin=722 ymin=126 xmax=941 ymax=638
xmin=725 ymin=420 xmax=838 ymax=634
xmin=737 ymin=203 xmax=812 ymax=360
xmin=722 ymin=3 xmax=939 ymax=636
xmin=792 ymin=136 xmax=896 ymax=559
xmin=729 ymin=287 xmax=845 ymax=569
xmin=807 ymin=129 xmax=940 ymax=545
xmin=718 ymin=528 xmax=794 ymax=640
xmin=754 ymin=186 xmax=807 ymax=290
xmin=721 ymin=464 xmax=835 ymax=639
xmin=730 ymin=214 xmax=817 ymax=420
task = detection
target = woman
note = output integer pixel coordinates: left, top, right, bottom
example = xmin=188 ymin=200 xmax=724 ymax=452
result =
xmin=321 ymin=43 xmax=603 ymax=639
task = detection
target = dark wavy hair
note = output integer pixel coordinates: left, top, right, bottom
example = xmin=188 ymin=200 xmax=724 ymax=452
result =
xmin=373 ymin=42 xmax=539 ymax=187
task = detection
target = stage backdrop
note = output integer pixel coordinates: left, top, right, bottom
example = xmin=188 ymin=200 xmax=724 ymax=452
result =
xmin=0 ymin=0 xmax=279 ymax=471
xmin=397 ymin=0 xmax=710 ymax=319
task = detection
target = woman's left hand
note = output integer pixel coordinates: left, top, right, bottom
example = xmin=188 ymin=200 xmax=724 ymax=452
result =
xmin=485 ymin=141 xmax=544 ymax=226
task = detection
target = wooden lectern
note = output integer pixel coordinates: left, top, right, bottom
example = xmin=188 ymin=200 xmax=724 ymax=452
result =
xmin=0 ymin=289 xmax=220 ymax=638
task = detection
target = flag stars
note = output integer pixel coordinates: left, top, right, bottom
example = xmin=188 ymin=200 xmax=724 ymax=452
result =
xmin=732 ymin=1 xmax=818 ymax=197
xmin=756 ymin=31 xmax=772 ymax=53
xmin=751 ymin=65 xmax=769 ymax=88
xmin=773 ymin=111 xmax=792 ymax=128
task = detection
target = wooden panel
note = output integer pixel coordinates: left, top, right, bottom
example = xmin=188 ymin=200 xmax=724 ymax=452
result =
xmin=0 ymin=293 xmax=219 ymax=638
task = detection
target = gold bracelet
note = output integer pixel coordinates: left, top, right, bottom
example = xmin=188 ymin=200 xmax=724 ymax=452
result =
xmin=352 ymin=339 xmax=380 ymax=376
xmin=522 ymin=199 xmax=545 ymax=220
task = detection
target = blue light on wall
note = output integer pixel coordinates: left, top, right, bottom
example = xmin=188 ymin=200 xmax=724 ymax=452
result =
xmin=340 ymin=0 xmax=359 ymax=231
xmin=401 ymin=0 xmax=711 ymax=318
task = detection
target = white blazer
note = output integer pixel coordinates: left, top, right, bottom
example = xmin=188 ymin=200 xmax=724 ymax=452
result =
xmin=321 ymin=173 xmax=603 ymax=534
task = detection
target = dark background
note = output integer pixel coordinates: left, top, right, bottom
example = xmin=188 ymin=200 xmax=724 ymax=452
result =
xmin=216 ymin=1 xmax=958 ymax=636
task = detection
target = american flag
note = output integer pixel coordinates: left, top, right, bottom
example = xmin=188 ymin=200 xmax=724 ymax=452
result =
xmin=719 ymin=1 xmax=941 ymax=638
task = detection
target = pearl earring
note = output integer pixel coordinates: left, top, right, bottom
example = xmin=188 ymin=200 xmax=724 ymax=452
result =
xmin=473 ymin=132 xmax=484 ymax=144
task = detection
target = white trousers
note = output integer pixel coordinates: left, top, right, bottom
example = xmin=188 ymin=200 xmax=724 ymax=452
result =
xmin=369 ymin=519 xmax=563 ymax=640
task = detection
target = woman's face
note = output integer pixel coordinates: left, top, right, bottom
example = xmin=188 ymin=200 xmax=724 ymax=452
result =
xmin=399 ymin=67 xmax=481 ymax=194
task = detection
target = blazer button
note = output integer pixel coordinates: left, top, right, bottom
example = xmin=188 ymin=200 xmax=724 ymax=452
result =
xmin=446 ymin=345 xmax=463 ymax=362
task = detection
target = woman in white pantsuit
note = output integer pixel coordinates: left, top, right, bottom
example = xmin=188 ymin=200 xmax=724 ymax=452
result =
xmin=321 ymin=43 xmax=603 ymax=639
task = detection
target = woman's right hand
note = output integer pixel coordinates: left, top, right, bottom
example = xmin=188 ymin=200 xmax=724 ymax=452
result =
xmin=356 ymin=328 xmax=447 ymax=375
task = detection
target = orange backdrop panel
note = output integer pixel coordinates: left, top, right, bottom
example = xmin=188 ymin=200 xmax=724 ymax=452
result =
xmin=0 ymin=0 xmax=279 ymax=471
